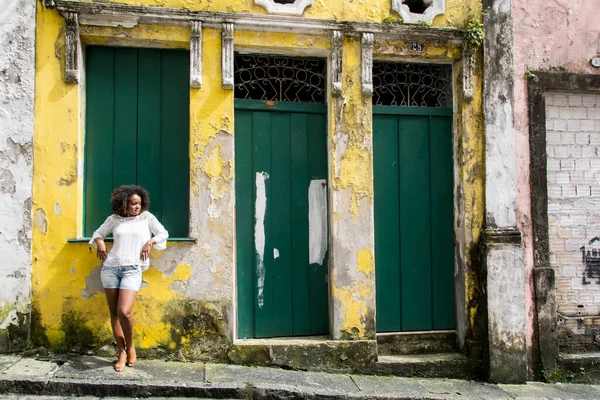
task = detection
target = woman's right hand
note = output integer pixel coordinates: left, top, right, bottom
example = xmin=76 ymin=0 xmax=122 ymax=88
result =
xmin=95 ymin=238 xmax=107 ymax=262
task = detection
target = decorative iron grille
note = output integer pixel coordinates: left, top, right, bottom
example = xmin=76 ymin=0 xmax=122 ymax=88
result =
xmin=373 ymin=62 xmax=452 ymax=108
xmin=234 ymin=54 xmax=326 ymax=103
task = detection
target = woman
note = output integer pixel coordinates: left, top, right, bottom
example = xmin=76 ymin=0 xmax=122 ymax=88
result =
xmin=90 ymin=185 xmax=168 ymax=372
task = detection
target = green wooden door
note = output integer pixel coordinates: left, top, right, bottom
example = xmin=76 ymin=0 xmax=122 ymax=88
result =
xmin=235 ymin=100 xmax=329 ymax=338
xmin=373 ymin=106 xmax=455 ymax=332
xmin=84 ymin=46 xmax=189 ymax=237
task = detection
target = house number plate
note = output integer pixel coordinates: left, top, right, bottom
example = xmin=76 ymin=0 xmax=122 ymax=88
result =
xmin=411 ymin=42 xmax=425 ymax=52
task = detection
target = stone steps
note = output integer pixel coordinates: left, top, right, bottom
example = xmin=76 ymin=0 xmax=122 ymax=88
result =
xmin=369 ymin=353 xmax=483 ymax=379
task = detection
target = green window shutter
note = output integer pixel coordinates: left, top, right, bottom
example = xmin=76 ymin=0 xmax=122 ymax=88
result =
xmin=84 ymin=46 xmax=190 ymax=237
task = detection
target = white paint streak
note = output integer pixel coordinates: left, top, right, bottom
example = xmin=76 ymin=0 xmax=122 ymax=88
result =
xmin=309 ymin=179 xmax=328 ymax=265
xmin=207 ymin=203 xmax=221 ymax=219
xmin=255 ymin=172 xmax=269 ymax=308
xmin=273 ymin=248 xmax=279 ymax=259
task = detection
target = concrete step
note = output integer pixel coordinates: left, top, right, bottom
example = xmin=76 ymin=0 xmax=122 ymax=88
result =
xmin=376 ymin=330 xmax=459 ymax=355
xmin=557 ymin=352 xmax=600 ymax=383
xmin=369 ymin=353 xmax=483 ymax=380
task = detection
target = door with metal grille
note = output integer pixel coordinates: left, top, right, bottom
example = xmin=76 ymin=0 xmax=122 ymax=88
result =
xmin=373 ymin=62 xmax=456 ymax=332
xmin=235 ymin=55 xmax=329 ymax=338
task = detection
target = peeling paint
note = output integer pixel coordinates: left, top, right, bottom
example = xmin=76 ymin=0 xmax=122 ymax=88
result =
xmin=356 ymin=248 xmax=374 ymax=277
xmin=255 ymin=172 xmax=269 ymax=308
xmin=34 ymin=208 xmax=47 ymax=235
xmin=28 ymin=0 xmax=483 ymax=360
xmin=309 ymin=179 xmax=328 ymax=265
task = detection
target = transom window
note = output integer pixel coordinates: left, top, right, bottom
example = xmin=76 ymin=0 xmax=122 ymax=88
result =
xmin=373 ymin=62 xmax=452 ymax=108
xmin=234 ymin=54 xmax=326 ymax=104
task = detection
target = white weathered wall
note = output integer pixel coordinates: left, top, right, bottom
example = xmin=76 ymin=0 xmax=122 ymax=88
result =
xmin=545 ymin=92 xmax=600 ymax=352
xmin=0 ymin=0 xmax=35 ymax=349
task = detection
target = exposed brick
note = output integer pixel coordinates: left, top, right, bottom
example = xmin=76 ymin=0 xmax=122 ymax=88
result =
xmin=581 ymin=119 xmax=595 ymax=131
xmin=562 ymin=185 xmax=577 ymax=197
xmin=552 ymin=94 xmax=569 ymax=106
xmin=555 ymin=171 xmax=570 ymax=184
xmin=546 ymin=131 xmax=562 ymax=145
xmin=591 ymin=159 xmax=600 ymax=171
xmin=547 ymin=158 xmax=560 ymax=171
xmin=589 ymin=107 xmax=600 ymax=120
xmin=573 ymin=107 xmax=588 ymax=119
xmin=560 ymin=107 xmax=572 ymax=119
xmin=581 ymin=146 xmax=597 ymax=158
xmin=550 ymin=239 xmax=565 ymax=252
xmin=568 ymin=94 xmax=583 ymax=107
xmin=590 ymin=132 xmax=600 ymax=145
xmin=582 ymin=95 xmax=597 ymax=107
xmin=576 ymin=159 xmax=590 ymax=171
xmin=576 ymin=185 xmax=591 ymax=197
xmin=568 ymin=145 xmax=582 ymax=158
xmin=568 ymin=119 xmax=582 ymax=132
xmin=561 ymin=132 xmax=575 ymax=144
xmin=554 ymin=119 xmax=567 ymax=131
xmin=547 ymin=106 xmax=560 ymax=118
xmin=570 ymin=171 xmax=584 ymax=184
xmin=554 ymin=145 xmax=568 ymax=158
xmin=575 ymin=132 xmax=590 ymax=144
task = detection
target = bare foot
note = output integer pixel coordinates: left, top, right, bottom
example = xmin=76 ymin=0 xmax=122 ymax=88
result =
xmin=114 ymin=351 xmax=127 ymax=372
xmin=126 ymin=347 xmax=137 ymax=367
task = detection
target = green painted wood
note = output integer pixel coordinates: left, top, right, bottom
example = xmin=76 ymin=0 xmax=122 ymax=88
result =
xmin=306 ymin=112 xmax=328 ymax=334
xmin=235 ymin=100 xmax=328 ymax=338
xmin=429 ymin=116 xmax=455 ymax=330
xmin=159 ymin=50 xmax=190 ymax=237
xmin=137 ymin=49 xmax=163 ymax=223
xmin=399 ymin=115 xmax=433 ymax=331
xmin=372 ymin=106 xmax=452 ymax=116
xmin=270 ymin=112 xmax=294 ymax=336
xmin=373 ymin=115 xmax=401 ymax=332
xmin=113 ymin=48 xmax=138 ymax=189
xmin=252 ymin=111 xmax=273 ymax=338
xmin=84 ymin=46 xmax=189 ymax=237
xmin=373 ymin=107 xmax=454 ymax=332
xmin=290 ymin=112 xmax=311 ymax=336
xmin=235 ymin=99 xmax=326 ymax=114
xmin=234 ymin=110 xmax=255 ymax=339
xmin=84 ymin=47 xmax=115 ymax=236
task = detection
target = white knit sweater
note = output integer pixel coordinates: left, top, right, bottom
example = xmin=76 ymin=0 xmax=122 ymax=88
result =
xmin=89 ymin=212 xmax=168 ymax=269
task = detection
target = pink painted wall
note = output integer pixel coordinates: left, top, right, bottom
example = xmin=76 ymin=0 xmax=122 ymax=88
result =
xmin=512 ymin=0 xmax=600 ymax=364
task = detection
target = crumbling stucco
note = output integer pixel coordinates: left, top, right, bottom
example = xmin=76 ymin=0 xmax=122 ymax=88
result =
xmin=0 ymin=0 xmax=35 ymax=351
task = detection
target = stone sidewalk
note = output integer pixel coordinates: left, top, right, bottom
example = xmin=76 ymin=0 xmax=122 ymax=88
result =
xmin=1 ymin=355 xmax=600 ymax=399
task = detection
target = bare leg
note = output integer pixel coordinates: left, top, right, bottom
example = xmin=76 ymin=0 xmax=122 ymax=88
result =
xmin=105 ymin=289 xmax=127 ymax=372
xmin=117 ymin=289 xmax=138 ymax=366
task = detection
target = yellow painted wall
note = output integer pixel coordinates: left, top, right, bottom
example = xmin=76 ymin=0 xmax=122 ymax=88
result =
xmin=76 ymin=0 xmax=480 ymax=27
xmin=32 ymin=0 xmax=484 ymax=357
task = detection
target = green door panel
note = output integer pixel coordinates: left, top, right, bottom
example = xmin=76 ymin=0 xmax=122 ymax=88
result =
xmin=235 ymin=100 xmax=329 ymax=339
xmin=374 ymin=107 xmax=455 ymax=332
xmin=84 ymin=46 xmax=189 ymax=237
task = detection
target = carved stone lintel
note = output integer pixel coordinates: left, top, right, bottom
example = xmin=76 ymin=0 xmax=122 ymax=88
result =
xmin=222 ymin=23 xmax=234 ymax=90
xmin=190 ymin=21 xmax=202 ymax=89
xmin=462 ymin=40 xmax=474 ymax=101
xmin=254 ymin=0 xmax=313 ymax=16
xmin=63 ymin=12 xmax=80 ymax=84
xmin=391 ymin=0 xmax=445 ymax=25
xmin=331 ymin=31 xmax=343 ymax=96
xmin=361 ymin=33 xmax=374 ymax=97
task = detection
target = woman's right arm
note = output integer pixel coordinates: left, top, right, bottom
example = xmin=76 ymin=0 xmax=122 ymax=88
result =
xmin=89 ymin=216 xmax=115 ymax=262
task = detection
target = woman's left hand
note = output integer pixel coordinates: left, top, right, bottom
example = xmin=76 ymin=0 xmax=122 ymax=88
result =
xmin=141 ymin=241 xmax=153 ymax=261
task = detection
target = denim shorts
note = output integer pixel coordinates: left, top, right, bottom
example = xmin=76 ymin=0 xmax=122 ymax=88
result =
xmin=100 ymin=265 xmax=142 ymax=291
